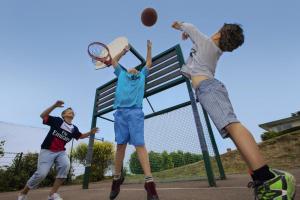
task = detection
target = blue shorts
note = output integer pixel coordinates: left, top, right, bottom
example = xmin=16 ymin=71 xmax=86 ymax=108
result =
xmin=114 ymin=108 xmax=145 ymax=146
xmin=196 ymin=79 xmax=240 ymax=138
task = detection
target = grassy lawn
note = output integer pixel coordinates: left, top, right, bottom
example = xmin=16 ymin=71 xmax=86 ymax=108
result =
xmin=125 ymin=131 xmax=300 ymax=183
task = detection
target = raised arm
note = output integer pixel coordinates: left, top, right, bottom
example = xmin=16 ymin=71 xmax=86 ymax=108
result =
xmin=172 ymin=21 xmax=208 ymax=45
xmin=111 ymin=45 xmax=130 ymax=68
xmin=40 ymin=100 xmax=64 ymax=119
xmin=146 ymin=40 xmax=152 ymax=68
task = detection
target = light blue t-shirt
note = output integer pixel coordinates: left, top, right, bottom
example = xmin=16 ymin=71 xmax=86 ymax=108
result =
xmin=114 ymin=64 xmax=149 ymax=109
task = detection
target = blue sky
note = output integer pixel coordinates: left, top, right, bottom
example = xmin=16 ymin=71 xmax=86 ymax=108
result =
xmin=0 ymin=0 xmax=300 ymax=154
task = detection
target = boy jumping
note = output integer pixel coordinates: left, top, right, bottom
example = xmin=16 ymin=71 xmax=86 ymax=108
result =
xmin=109 ymin=40 xmax=159 ymax=200
xmin=18 ymin=100 xmax=98 ymax=200
xmin=172 ymin=21 xmax=296 ymax=200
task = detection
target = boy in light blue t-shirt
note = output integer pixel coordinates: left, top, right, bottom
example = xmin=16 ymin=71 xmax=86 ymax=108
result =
xmin=109 ymin=40 xmax=159 ymax=200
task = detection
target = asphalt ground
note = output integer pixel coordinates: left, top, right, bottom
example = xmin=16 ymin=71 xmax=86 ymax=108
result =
xmin=1 ymin=169 xmax=299 ymax=200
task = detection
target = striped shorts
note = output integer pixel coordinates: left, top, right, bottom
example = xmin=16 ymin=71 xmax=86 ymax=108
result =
xmin=196 ymin=79 xmax=239 ymax=138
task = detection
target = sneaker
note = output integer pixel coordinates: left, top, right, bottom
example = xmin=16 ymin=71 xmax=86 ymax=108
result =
xmin=109 ymin=176 xmax=125 ymax=200
xmin=17 ymin=194 xmax=28 ymax=200
xmin=48 ymin=193 xmax=63 ymax=200
xmin=248 ymin=169 xmax=296 ymax=200
xmin=144 ymin=181 xmax=159 ymax=200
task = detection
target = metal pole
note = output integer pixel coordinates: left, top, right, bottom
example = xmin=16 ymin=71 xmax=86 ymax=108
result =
xmin=185 ymin=80 xmax=216 ymax=187
xmin=146 ymin=97 xmax=155 ymax=113
xmin=83 ymin=90 xmax=98 ymax=189
xmin=82 ymin=117 xmax=97 ymax=189
xmin=175 ymin=44 xmax=216 ymax=186
xmin=202 ymin=109 xmax=226 ymax=180
xmin=15 ymin=152 xmax=23 ymax=173
xmin=67 ymin=139 xmax=74 ymax=183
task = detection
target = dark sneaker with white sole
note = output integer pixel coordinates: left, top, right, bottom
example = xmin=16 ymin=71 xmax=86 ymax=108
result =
xmin=144 ymin=181 xmax=159 ymax=200
xmin=109 ymin=176 xmax=125 ymax=200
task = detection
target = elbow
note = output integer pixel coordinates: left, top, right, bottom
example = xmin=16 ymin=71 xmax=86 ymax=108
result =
xmin=146 ymin=62 xmax=152 ymax=68
xmin=79 ymin=134 xmax=86 ymax=139
xmin=40 ymin=114 xmax=49 ymax=119
xmin=112 ymin=60 xmax=118 ymax=68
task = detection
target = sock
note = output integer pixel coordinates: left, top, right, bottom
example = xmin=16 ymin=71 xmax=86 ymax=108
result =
xmin=249 ymin=169 xmax=256 ymax=181
xmin=252 ymin=165 xmax=275 ymax=183
xmin=145 ymin=176 xmax=154 ymax=183
xmin=113 ymin=174 xmax=121 ymax=180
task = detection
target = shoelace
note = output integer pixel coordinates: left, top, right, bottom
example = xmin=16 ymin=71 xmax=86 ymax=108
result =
xmin=247 ymin=181 xmax=262 ymax=200
xmin=248 ymin=180 xmax=275 ymax=200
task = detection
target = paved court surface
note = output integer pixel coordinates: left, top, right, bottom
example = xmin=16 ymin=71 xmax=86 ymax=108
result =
xmin=1 ymin=169 xmax=299 ymax=200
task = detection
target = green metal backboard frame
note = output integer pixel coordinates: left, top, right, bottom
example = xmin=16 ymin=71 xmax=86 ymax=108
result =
xmin=82 ymin=44 xmax=225 ymax=189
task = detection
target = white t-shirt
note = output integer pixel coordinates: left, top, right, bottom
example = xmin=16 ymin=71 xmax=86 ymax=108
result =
xmin=60 ymin=121 xmax=74 ymax=133
xmin=180 ymin=23 xmax=223 ymax=79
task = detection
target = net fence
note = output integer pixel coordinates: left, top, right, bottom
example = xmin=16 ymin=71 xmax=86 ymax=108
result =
xmin=122 ymin=103 xmax=223 ymax=183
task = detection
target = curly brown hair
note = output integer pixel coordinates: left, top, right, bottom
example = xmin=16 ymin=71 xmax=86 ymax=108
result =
xmin=219 ymin=23 xmax=244 ymax=52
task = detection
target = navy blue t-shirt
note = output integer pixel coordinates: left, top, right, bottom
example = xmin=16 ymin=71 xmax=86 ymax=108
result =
xmin=41 ymin=115 xmax=82 ymax=151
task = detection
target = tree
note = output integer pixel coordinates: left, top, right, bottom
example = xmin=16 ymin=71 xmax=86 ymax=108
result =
xmin=183 ymin=152 xmax=193 ymax=165
xmin=161 ymin=151 xmax=173 ymax=170
xmin=261 ymin=131 xmax=283 ymax=141
xmin=148 ymin=151 xmax=163 ymax=172
xmin=129 ymin=151 xmax=143 ymax=174
xmin=191 ymin=153 xmax=203 ymax=163
xmin=0 ymin=152 xmax=56 ymax=192
xmin=72 ymin=141 xmax=114 ymax=182
xmin=170 ymin=151 xmax=184 ymax=168
xmin=0 ymin=140 xmax=4 ymax=158
xmin=129 ymin=150 xmax=203 ymax=174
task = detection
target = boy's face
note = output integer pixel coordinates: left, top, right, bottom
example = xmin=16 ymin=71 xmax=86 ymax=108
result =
xmin=211 ymin=32 xmax=221 ymax=44
xmin=62 ymin=109 xmax=75 ymax=121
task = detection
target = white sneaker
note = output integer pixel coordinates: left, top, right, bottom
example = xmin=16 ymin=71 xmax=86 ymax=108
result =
xmin=17 ymin=194 xmax=28 ymax=200
xmin=48 ymin=193 xmax=63 ymax=200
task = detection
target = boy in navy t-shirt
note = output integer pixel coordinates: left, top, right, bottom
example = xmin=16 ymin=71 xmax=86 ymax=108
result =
xmin=18 ymin=100 xmax=98 ymax=200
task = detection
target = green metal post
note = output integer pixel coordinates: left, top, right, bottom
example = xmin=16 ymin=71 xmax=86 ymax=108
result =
xmin=202 ymin=109 xmax=226 ymax=180
xmin=176 ymin=45 xmax=216 ymax=187
xmin=83 ymin=91 xmax=98 ymax=189
xmin=185 ymin=80 xmax=216 ymax=186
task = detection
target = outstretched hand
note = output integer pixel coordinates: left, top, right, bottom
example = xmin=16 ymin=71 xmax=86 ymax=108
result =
xmin=54 ymin=100 xmax=64 ymax=108
xmin=90 ymin=127 xmax=99 ymax=135
xmin=147 ymin=40 xmax=152 ymax=49
xmin=172 ymin=21 xmax=182 ymax=30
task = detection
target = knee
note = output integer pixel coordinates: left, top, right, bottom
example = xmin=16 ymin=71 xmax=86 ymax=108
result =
xmin=117 ymin=144 xmax=127 ymax=151
xmin=27 ymin=170 xmax=48 ymax=189
xmin=135 ymin=145 xmax=146 ymax=152
xmin=56 ymin=161 xmax=70 ymax=178
xmin=34 ymin=170 xmax=48 ymax=180
xmin=60 ymin=161 xmax=70 ymax=171
xmin=225 ymin=122 xmax=243 ymax=134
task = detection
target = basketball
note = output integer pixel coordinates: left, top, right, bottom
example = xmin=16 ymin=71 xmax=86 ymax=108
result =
xmin=141 ymin=8 xmax=158 ymax=27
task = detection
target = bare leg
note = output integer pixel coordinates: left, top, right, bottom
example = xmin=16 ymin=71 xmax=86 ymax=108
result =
xmin=49 ymin=178 xmax=65 ymax=196
xmin=114 ymin=144 xmax=127 ymax=175
xmin=20 ymin=185 xmax=30 ymax=195
xmin=136 ymin=145 xmax=152 ymax=177
xmin=226 ymin=122 xmax=266 ymax=170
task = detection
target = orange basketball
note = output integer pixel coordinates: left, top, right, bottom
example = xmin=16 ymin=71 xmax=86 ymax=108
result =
xmin=141 ymin=8 xmax=158 ymax=27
